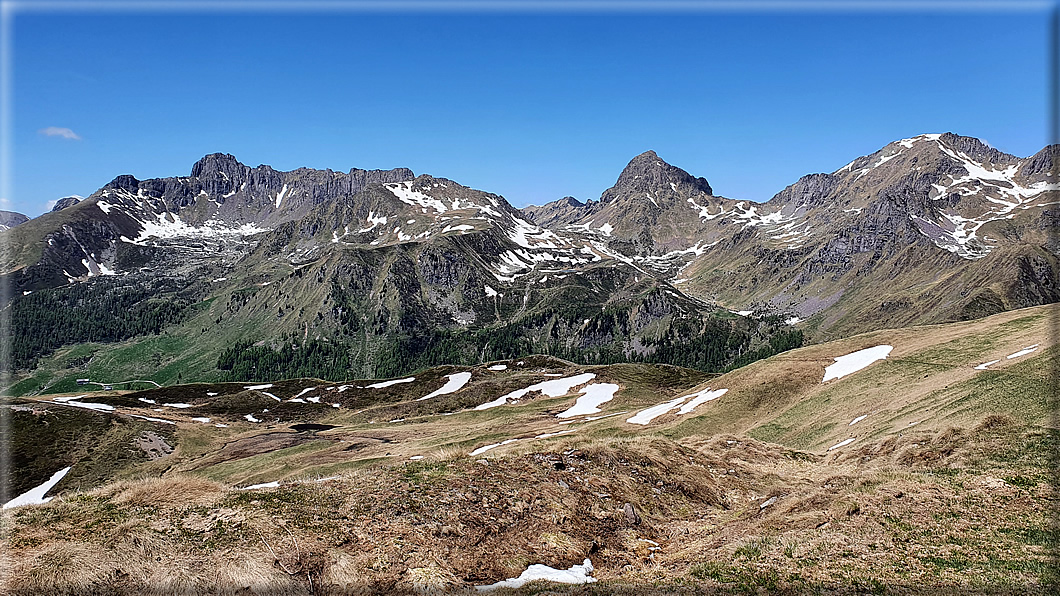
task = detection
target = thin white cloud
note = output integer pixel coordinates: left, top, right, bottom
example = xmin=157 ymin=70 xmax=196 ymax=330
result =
xmin=45 ymin=200 xmax=57 ymax=211
xmin=39 ymin=126 xmax=81 ymax=140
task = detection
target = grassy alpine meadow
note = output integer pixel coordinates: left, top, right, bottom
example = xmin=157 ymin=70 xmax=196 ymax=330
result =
xmin=1 ymin=305 xmax=1056 ymax=593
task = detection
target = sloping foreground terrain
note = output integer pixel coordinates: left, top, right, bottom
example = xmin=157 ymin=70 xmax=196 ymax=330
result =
xmin=1 ymin=305 xmax=1055 ymax=594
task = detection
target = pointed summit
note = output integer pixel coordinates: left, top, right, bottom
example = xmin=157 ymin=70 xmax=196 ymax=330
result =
xmin=603 ymin=150 xmax=712 ymax=202
xmin=191 ymin=152 xmax=248 ymax=180
xmin=50 ymin=196 xmax=83 ymax=212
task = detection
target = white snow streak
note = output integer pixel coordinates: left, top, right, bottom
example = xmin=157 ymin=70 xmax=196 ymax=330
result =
xmin=556 ymin=383 xmax=619 ymax=418
xmin=626 ymin=396 xmax=688 ymax=425
xmin=675 ymin=387 xmax=727 ymax=414
xmin=475 ymin=559 xmax=596 ymax=592
xmin=474 ymin=373 xmax=596 ymax=410
xmin=3 ymin=467 xmax=72 ymax=509
xmin=827 ymin=438 xmax=856 ymax=451
xmin=417 ymin=372 xmax=472 ymax=401
xmin=469 ymin=439 xmax=519 ymax=456
xmin=366 ymin=377 xmax=416 ymax=389
xmin=1006 ymin=344 xmax=1039 ymax=359
xmin=275 ymin=184 xmax=289 ymax=209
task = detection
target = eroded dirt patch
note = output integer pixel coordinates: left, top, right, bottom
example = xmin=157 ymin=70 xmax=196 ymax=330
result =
xmin=134 ymin=431 xmax=173 ymax=460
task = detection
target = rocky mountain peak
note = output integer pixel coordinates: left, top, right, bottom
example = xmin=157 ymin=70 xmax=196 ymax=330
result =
xmin=351 ymin=166 xmax=415 ymax=184
xmin=50 ymin=196 xmax=83 ymax=212
xmin=1021 ymin=144 xmax=1059 ymax=178
xmin=604 ymin=150 xmax=712 ymax=202
xmin=191 ymin=153 xmax=245 ymax=177
xmin=936 ymin=132 xmax=1017 ymax=166
xmin=102 ymin=174 xmax=140 ymax=194
xmin=521 ymin=195 xmax=590 ymax=226
xmin=771 ymin=173 xmax=839 ymax=207
xmin=0 ymin=209 xmax=28 ymax=228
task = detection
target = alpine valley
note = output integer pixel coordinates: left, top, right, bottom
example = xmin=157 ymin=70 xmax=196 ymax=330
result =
xmin=1 ymin=133 xmax=1057 ymax=594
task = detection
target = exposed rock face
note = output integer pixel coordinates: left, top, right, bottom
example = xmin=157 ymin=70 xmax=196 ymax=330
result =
xmin=601 ymin=149 xmax=712 ymax=202
xmin=0 ymin=210 xmax=28 ymax=229
xmin=522 ymin=133 xmax=1059 ymax=339
xmin=3 ymin=132 xmax=1057 ymax=383
xmin=50 ymin=197 xmax=82 ymax=212
xmin=771 ymin=173 xmax=839 ymax=208
xmin=522 ymin=196 xmax=588 ymax=226
xmin=1020 ymin=144 xmax=1059 ymax=180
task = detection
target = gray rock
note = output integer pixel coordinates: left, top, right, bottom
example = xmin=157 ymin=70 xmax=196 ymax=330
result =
xmin=624 ymin=502 xmax=640 ymax=525
xmin=50 ymin=196 xmax=83 ymax=212
xmin=0 ymin=209 xmax=29 ymax=227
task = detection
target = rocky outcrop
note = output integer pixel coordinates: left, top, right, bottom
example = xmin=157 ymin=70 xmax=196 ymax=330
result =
xmin=600 ymin=150 xmax=712 ymax=202
xmin=522 ymin=196 xmax=590 ymax=227
xmin=50 ymin=197 xmax=82 ymax=212
xmin=0 ymin=210 xmax=28 ymax=229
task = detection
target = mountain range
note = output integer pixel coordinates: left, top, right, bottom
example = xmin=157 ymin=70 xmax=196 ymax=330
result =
xmin=2 ymin=132 xmax=1056 ymax=392
xmin=2 ymin=132 xmax=1058 ymax=594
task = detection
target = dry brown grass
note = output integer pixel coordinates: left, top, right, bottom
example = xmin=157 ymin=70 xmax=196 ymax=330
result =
xmin=4 ymin=420 xmax=1054 ymax=594
xmin=104 ymin=475 xmax=226 ymax=508
xmin=8 ymin=541 xmax=121 ymax=594
xmin=5 ymin=306 xmax=1056 ymax=594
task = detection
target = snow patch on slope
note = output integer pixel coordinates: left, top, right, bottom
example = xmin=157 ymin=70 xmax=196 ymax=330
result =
xmin=475 ymin=373 xmax=596 ymax=410
xmin=3 ymin=467 xmax=72 ymax=509
xmin=417 ymin=372 xmax=472 ymax=401
xmin=822 ymin=345 xmax=893 ymax=382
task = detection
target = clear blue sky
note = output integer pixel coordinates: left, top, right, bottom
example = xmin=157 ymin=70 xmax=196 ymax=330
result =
xmin=7 ymin=4 xmax=1054 ymax=217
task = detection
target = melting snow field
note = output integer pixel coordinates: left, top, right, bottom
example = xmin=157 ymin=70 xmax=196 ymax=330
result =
xmin=676 ymin=387 xmax=728 ymax=415
xmin=1006 ymin=344 xmax=1039 ymax=359
xmin=626 ymin=387 xmax=727 ymax=425
xmin=475 ymin=373 xmax=596 ymax=410
xmin=244 ymin=384 xmax=273 ymax=391
xmin=827 ymin=438 xmax=856 ymax=451
xmin=416 ymin=372 xmax=472 ymax=401
xmin=487 ymin=364 xmax=507 ymax=371
xmin=556 ymin=383 xmax=619 ymax=418
xmin=469 ymin=439 xmax=519 ymax=456
xmin=3 ymin=467 xmax=72 ymax=509
xmin=476 ymin=558 xmax=596 ymax=592
xmin=53 ymin=399 xmax=114 ymax=412
xmin=240 ymin=481 xmax=280 ymax=490
xmin=822 ymin=345 xmax=893 ymax=382
xmin=626 ymin=397 xmax=685 ymax=425
xmin=974 ymin=359 xmax=1001 ymax=370
xmin=366 ymin=377 xmax=416 ymax=389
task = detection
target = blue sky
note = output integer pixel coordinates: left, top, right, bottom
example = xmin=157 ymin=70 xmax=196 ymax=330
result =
xmin=6 ymin=4 xmax=1054 ymax=216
